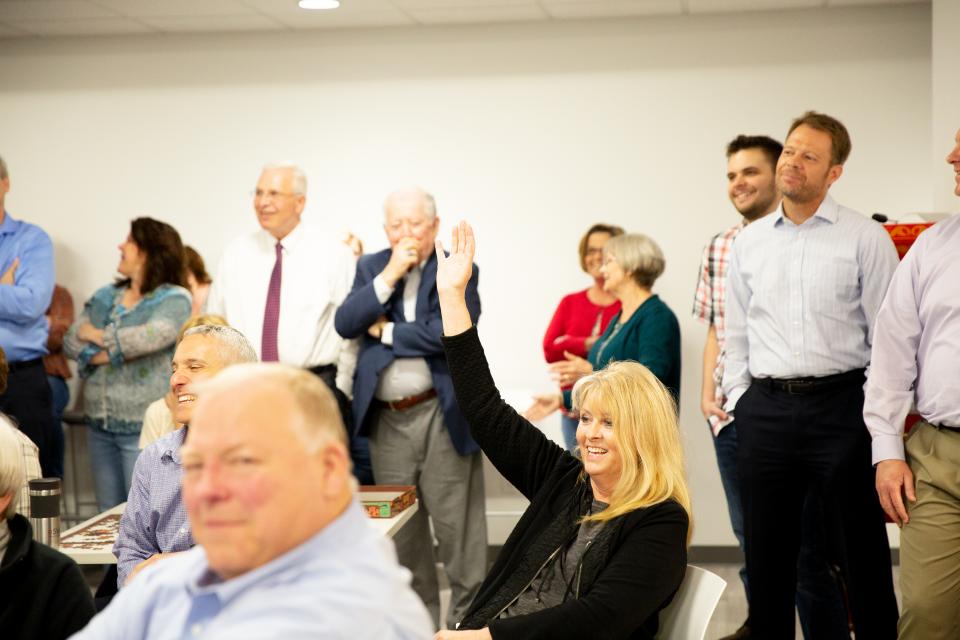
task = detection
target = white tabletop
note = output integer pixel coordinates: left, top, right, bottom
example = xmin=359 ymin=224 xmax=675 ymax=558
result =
xmin=59 ymin=500 xmax=419 ymax=565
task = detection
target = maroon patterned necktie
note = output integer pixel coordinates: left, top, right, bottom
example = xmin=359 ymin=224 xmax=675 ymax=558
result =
xmin=261 ymin=242 xmax=282 ymax=362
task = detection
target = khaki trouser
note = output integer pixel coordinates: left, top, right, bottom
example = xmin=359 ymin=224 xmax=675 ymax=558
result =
xmin=899 ymin=421 xmax=960 ymax=639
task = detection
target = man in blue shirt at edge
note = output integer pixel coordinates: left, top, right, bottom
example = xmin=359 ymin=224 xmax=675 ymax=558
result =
xmin=0 ymin=153 xmax=56 ymax=477
xmin=71 ymin=363 xmax=433 ymax=639
xmin=113 ymin=324 xmax=259 ymax=589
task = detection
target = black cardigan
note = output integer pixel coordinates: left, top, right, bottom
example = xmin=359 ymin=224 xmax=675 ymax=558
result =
xmin=444 ymin=327 xmax=688 ymax=640
xmin=0 ymin=514 xmax=96 ymax=639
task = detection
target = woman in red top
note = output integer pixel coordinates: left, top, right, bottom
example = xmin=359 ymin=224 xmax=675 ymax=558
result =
xmin=539 ymin=223 xmax=623 ymax=450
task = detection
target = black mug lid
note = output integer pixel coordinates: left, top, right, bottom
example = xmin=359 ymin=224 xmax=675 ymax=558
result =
xmin=28 ymin=477 xmax=61 ymax=491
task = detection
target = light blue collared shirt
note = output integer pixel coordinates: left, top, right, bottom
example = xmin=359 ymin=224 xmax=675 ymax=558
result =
xmin=114 ymin=428 xmax=193 ymax=588
xmin=72 ymin=499 xmax=433 ymax=640
xmin=865 ymin=214 xmax=960 ymax=463
xmin=0 ymin=211 xmax=54 ymax=362
xmin=722 ymin=194 xmax=899 ymax=411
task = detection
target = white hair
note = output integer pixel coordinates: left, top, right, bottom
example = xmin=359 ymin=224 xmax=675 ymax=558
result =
xmin=261 ymin=162 xmax=307 ymax=196
xmin=0 ymin=420 xmax=25 ymax=518
xmin=383 ymin=187 xmax=437 ymax=221
xmin=182 ymin=325 xmax=258 ymax=365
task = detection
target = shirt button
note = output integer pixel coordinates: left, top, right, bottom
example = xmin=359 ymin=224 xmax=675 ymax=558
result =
xmin=191 ymin=624 xmax=202 ymax=636
xmin=180 ymin=527 xmax=187 ymax=534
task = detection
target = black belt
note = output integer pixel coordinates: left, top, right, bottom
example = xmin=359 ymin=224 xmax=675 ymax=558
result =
xmin=8 ymin=357 xmax=44 ymax=372
xmin=754 ymin=368 xmax=865 ymax=395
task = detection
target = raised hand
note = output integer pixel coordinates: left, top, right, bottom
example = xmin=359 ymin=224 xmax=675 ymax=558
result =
xmin=435 ymin=220 xmax=475 ymax=298
xmin=435 ymin=221 xmax=477 ymax=336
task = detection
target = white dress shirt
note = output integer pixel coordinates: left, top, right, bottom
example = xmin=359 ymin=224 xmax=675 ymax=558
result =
xmin=205 ymin=222 xmax=358 ymax=394
xmin=372 ymin=265 xmax=433 ymax=401
xmin=864 ymin=214 xmax=960 ymax=464
xmin=722 ymin=194 xmax=899 ymax=412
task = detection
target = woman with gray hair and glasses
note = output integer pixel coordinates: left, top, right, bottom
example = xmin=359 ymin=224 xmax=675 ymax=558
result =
xmin=526 ymin=233 xmax=681 ymax=422
xmin=0 ymin=420 xmax=95 ymax=638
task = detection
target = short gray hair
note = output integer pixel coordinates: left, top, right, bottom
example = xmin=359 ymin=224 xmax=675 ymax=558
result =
xmin=204 ymin=363 xmax=348 ymax=452
xmin=182 ymin=325 xmax=258 ymax=366
xmin=0 ymin=155 xmax=8 ymax=181
xmin=383 ymin=187 xmax=437 ymax=221
xmin=262 ymin=162 xmax=307 ymax=196
xmin=0 ymin=421 xmax=25 ymax=519
xmin=604 ymin=233 xmax=665 ymax=289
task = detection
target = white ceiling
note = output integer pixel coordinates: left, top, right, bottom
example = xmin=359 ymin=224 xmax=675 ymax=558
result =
xmin=0 ymin=0 xmax=928 ymax=39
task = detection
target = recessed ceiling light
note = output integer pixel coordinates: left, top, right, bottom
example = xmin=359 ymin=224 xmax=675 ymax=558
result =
xmin=299 ymin=0 xmax=340 ymax=9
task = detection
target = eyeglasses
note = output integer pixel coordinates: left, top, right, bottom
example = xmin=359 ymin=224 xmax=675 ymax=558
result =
xmin=251 ymin=189 xmax=298 ymax=201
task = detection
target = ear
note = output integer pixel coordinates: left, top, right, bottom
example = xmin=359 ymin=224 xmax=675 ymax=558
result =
xmin=0 ymin=493 xmax=13 ymax=516
xmin=316 ymin=442 xmax=351 ymax=499
xmin=294 ymin=194 xmax=307 ymax=215
xmin=826 ymin=163 xmax=844 ymax=187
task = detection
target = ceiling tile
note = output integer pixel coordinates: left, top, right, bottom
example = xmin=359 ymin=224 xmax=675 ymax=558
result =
xmin=242 ymin=0 xmax=395 ymax=18
xmin=687 ymin=0 xmax=821 ymax=12
xmin=408 ymin=3 xmax=547 ymax=23
xmin=393 ymin=0 xmax=538 ymax=7
xmin=827 ymin=0 xmax=927 ymax=6
xmin=0 ymin=1 xmax=118 ymax=21
xmin=141 ymin=14 xmax=284 ymax=32
xmin=0 ymin=21 xmax=30 ymax=36
xmin=9 ymin=16 xmax=154 ymax=35
xmin=541 ymin=0 xmax=682 ymax=18
xmin=286 ymin=10 xmax=414 ymax=27
xmin=93 ymin=0 xmax=260 ymax=18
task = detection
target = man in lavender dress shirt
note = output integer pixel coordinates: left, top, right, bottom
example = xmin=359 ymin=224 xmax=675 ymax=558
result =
xmin=865 ymin=128 xmax=960 ymax=639
xmin=113 ymin=324 xmax=257 ymax=587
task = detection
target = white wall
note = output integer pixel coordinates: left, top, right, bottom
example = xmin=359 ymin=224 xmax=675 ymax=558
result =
xmin=933 ymin=0 xmax=960 ymax=212
xmin=0 ymin=3 xmax=932 ymax=545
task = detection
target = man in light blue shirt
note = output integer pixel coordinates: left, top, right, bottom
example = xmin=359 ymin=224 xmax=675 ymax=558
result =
xmin=0 ymin=153 xmax=56 ymax=476
xmin=113 ymin=325 xmax=258 ymax=588
xmin=722 ymin=112 xmax=899 ymax=638
xmin=72 ymin=363 xmax=432 ymax=639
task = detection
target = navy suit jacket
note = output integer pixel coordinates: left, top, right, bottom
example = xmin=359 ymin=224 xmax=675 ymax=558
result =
xmin=334 ymin=248 xmax=481 ymax=456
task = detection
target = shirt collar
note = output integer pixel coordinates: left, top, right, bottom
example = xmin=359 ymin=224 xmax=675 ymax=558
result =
xmin=0 ymin=212 xmax=18 ymax=236
xmin=773 ymin=193 xmax=838 ymax=228
xmin=184 ymin=498 xmax=368 ymax=604
xmin=261 ymin=220 xmax=306 ymax=252
xmin=160 ymin=427 xmax=188 ymax=465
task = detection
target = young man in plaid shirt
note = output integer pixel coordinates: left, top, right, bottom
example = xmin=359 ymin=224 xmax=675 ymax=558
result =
xmin=693 ymin=135 xmax=848 ymax=640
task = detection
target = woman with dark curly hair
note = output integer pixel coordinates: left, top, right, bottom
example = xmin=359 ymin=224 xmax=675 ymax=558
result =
xmin=65 ymin=217 xmax=191 ymax=510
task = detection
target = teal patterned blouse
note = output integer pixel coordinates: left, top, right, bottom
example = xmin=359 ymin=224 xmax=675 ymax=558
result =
xmin=64 ymin=283 xmax=191 ymax=435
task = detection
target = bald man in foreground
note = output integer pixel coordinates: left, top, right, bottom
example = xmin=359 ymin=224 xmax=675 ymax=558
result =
xmin=72 ymin=364 xmax=432 ymax=640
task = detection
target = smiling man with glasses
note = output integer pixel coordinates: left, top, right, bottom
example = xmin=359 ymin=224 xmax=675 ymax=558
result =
xmin=205 ymin=163 xmax=372 ymax=483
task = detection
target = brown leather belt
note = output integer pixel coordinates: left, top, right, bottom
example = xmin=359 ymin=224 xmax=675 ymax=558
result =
xmin=374 ymin=388 xmax=438 ymax=412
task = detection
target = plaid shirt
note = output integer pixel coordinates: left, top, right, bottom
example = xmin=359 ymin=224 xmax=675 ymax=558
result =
xmin=692 ymin=221 xmax=744 ymax=434
xmin=7 ymin=419 xmax=43 ymax=517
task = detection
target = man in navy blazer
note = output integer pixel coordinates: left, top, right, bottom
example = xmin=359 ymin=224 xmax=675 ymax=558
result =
xmin=334 ymin=187 xmax=487 ymax=630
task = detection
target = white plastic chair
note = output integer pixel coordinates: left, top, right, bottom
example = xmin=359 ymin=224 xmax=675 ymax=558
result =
xmin=656 ymin=564 xmax=727 ymax=640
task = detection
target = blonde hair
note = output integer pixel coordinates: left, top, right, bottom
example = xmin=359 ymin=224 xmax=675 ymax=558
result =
xmin=572 ymin=360 xmax=692 ymax=543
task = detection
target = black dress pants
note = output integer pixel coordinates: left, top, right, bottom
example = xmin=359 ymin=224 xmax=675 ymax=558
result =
xmin=736 ymin=378 xmax=898 ymax=639
xmin=0 ymin=358 xmax=56 ymax=477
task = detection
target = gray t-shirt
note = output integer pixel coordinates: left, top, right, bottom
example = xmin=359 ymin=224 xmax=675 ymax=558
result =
xmin=500 ymin=499 xmax=608 ymax=619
